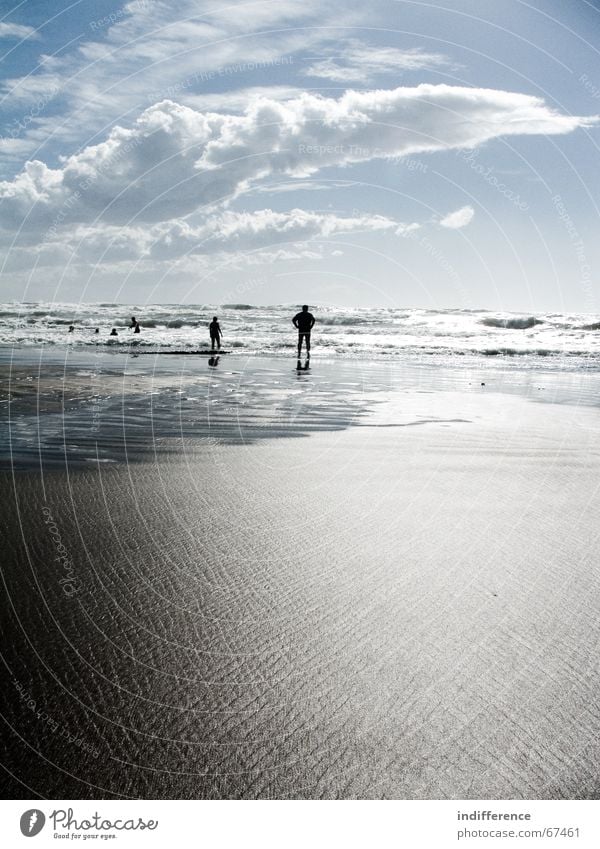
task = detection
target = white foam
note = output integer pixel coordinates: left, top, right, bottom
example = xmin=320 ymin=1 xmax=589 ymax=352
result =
xmin=1 ymin=303 xmax=599 ymax=368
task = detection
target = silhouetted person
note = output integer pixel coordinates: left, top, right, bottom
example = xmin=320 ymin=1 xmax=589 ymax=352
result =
xmin=134 ymin=321 xmax=141 ymax=334
xmin=129 ymin=316 xmax=137 ymax=329
xmin=68 ymin=325 xmax=75 ymax=332
xmin=292 ymin=305 xmax=315 ymax=357
xmin=94 ymin=328 xmax=99 ymax=334
xmin=110 ymin=328 xmax=118 ymax=336
xmin=209 ymin=316 xmax=222 ymax=350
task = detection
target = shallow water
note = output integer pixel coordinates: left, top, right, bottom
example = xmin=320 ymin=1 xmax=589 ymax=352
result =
xmin=3 ymin=302 xmax=600 ymax=364
xmin=2 ymin=347 xmax=600 ymax=471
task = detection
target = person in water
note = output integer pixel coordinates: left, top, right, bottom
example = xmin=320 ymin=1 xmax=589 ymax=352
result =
xmin=209 ymin=316 xmax=222 ymax=350
xmin=129 ymin=316 xmax=137 ymax=329
xmin=68 ymin=325 xmax=75 ymax=332
xmin=133 ymin=321 xmax=141 ymax=334
xmin=110 ymin=328 xmax=118 ymax=336
xmin=292 ymin=305 xmax=315 ymax=358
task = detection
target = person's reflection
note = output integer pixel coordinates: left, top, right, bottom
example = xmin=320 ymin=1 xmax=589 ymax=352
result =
xmin=208 ymin=355 xmax=220 ymax=368
xmin=296 ymin=358 xmax=310 ymax=372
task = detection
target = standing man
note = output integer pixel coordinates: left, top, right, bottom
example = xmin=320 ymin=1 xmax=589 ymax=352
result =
xmin=209 ymin=316 xmax=222 ymax=350
xmin=292 ymin=305 xmax=315 ymax=358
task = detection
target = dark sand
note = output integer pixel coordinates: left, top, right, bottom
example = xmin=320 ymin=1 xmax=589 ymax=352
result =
xmin=2 ymin=351 xmax=600 ymax=799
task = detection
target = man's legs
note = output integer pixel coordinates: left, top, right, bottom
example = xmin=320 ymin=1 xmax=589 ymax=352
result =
xmin=298 ymin=332 xmax=311 ymax=356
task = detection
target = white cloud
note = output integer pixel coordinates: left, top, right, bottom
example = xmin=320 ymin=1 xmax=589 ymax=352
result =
xmin=238 ymin=246 xmax=325 ymax=265
xmin=306 ymin=42 xmax=452 ymax=83
xmin=182 ymin=86 xmax=303 ymax=114
xmin=9 ymin=208 xmax=416 ymax=268
xmin=198 ymin=207 xmax=417 ymax=255
xmin=250 ymin=179 xmax=358 ymax=195
xmin=0 ymin=0 xmax=347 ymax=159
xmin=0 ymin=22 xmax=37 ymax=40
xmin=439 ymin=205 xmax=475 ymax=229
xmin=1 ymin=85 xmax=594 ymax=238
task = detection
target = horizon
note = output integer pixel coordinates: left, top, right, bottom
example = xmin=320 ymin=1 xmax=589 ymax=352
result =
xmin=6 ymin=299 xmax=600 ymax=316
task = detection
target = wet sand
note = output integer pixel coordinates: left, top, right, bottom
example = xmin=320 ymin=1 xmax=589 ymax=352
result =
xmin=1 ymin=353 xmax=600 ymax=799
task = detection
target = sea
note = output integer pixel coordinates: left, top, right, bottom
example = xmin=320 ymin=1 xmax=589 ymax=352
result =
xmin=2 ymin=302 xmax=600 ymax=371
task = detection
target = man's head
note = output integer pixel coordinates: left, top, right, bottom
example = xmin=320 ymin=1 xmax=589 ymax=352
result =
xmin=213 ymin=316 xmax=218 ymax=321
xmin=302 ymin=305 xmax=309 ymax=312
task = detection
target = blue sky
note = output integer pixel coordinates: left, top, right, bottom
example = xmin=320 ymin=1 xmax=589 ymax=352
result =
xmin=1 ymin=0 xmax=600 ymax=310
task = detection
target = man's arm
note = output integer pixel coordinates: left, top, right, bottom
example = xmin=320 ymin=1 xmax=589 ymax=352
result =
xmin=309 ymin=315 xmax=315 ymax=329
xmin=292 ymin=315 xmax=299 ymax=328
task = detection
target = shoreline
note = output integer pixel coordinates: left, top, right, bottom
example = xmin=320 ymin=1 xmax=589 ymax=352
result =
xmin=2 ymin=348 xmax=600 ymax=472
xmin=2 ymin=303 xmax=600 ymax=363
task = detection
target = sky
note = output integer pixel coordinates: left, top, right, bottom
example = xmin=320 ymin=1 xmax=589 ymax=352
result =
xmin=1 ymin=0 xmax=600 ymax=311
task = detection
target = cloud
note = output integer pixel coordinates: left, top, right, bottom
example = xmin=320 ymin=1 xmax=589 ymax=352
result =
xmin=0 ymin=22 xmax=37 ymax=40
xmin=181 ymin=86 xmax=303 ymax=114
xmin=439 ymin=205 xmax=475 ymax=229
xmin=0 ymin=0 xmax=348 ymax=161
xmin=1 ymin=85 xmax=595 ymax=237
xmin=305 ymin=42 xmax=452 ymax=82
xmin=178 ymin=207 xmax=417 ymax=253
xmin=250 ymin=179 xmax=358 ymax=195
xmin=9 ymin=208 xmax=417 ymax=268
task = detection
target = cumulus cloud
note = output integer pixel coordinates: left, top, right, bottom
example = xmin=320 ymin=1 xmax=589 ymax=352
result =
xmin=305 ymin=42 xmax=452 ymax=82
xmin=439 ymin=205 xmax=475 ymax=229
xmin=0 ymin=22 xmax=37 ymax=40
xmin=13 ymin=208 xmax=417 ymax=267
xmin=182 ymin=86 xmax=303 ymax=114
xmin=0 ymin=0 xmax=342 ymax=159
xmin=137 ymin=208 xmax=406 ymax=261
xmin=1 ymin=85 xmax=595 ymax=236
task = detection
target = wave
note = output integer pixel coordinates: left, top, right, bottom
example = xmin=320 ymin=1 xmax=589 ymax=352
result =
xmin=319 ymin=316 xmax=369 ymax=326
xmin=480 ymin=316 xmax=543 ymax=330
xmin=479 ymin=347 xmax=590 ymax=357
xmin=3 ymin=303 xmax=600 ymax=368
xmin=166 ymin=319 xmax=199 ymax=328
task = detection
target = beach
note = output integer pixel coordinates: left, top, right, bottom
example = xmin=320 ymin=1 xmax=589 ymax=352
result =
xmin=1 ymin=348 xmax=599 ymax=799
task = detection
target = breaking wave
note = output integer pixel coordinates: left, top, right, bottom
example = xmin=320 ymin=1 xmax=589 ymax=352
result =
xmin=480 ymin=316 xmax=543 ymax=330
xmin=1 ymin=303 xmax=599 ymax=368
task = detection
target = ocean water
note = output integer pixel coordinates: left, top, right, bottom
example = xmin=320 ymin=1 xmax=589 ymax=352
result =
xmin=2 ymin=302 xmax=600 ymax=370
